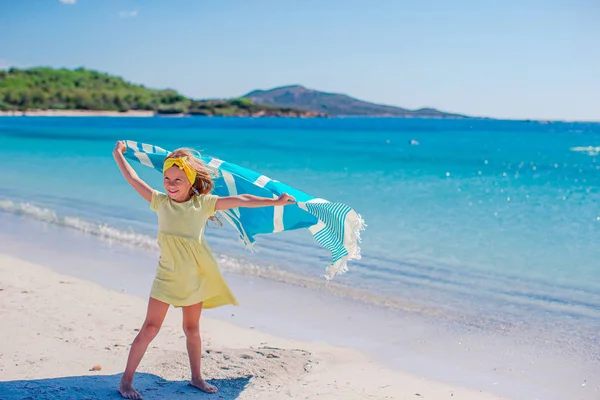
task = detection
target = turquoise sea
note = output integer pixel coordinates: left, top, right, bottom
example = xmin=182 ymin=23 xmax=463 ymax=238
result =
xmin=1 ymin=117 xmax=599 ymax=398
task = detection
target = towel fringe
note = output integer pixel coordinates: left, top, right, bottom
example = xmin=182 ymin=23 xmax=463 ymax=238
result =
xmin=324 ymin=212 xmax=367 ymax=280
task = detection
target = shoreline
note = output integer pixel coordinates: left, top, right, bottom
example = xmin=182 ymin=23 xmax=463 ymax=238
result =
xmin=0 ymin=109 xmax=326 ymax=118
xmin=4 ymin=109 xmax=597 ymax=122
xmin=0 ymin=252 xmax=506 ymax=399
xmin=0 ymin=200 xmax=598 ymax=400
xmin=0 ymin=110 xmax=156 ymax=117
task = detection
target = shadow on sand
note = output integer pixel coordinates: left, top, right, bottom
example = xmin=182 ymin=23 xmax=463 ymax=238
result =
xmin=0 ymin=373 xmax=251 ymax=399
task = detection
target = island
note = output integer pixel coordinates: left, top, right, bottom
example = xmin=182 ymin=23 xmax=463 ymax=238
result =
xmin=0 ymin=68 xmax=323 ymax=118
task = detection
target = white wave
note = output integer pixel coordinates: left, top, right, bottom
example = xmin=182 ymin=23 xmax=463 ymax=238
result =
xmin=570 ymin=146 xmax=600 ymax=156
xmin=0 ymin=198 xmax=433 ymax=314
xmin=0 ymin=199 xmax=158 ymax=251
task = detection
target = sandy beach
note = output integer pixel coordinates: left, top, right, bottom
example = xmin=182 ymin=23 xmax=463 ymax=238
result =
xmin=0 ymin=253 xmax=506 ymax=400
xmin=0 ymin=110 xmax=155 ymax=117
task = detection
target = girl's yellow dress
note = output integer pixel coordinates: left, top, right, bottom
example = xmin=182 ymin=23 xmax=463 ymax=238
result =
xmin=149 ymin=190 xmax=238 ymax=309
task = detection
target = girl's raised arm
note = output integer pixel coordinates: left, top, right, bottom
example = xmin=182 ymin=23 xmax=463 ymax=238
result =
xmin=215 ymin=194 xmax=295 ymax=211
xmin=112 ymin=141 xmax=153 ymax=202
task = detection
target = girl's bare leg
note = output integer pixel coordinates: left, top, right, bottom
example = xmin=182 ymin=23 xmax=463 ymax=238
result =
xmin=119 ymin=297 xmax=170 ymax=399
xmin=182 ymin=302 xmax=217 ymax=394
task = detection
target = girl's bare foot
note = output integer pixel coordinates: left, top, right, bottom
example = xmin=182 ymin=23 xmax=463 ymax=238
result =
xmin=119 ymin=376 xmax=142 ymax=399
xmin=190 ymin=377 xmax=218 ymax=394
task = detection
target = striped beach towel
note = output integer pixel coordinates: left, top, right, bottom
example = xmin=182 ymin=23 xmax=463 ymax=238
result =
xmin=124 ymin=140 xmax=365 ymax=279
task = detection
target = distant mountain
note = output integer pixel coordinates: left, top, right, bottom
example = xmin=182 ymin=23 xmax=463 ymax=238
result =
xmin=244 ymin=85 xmax=468 ymax=118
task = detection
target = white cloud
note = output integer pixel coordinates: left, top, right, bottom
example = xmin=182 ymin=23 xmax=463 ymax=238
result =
xmin=118 ymin=10 xmax=138 ymax=18
xmin=59 ymin=0 xmax=77 ymax=4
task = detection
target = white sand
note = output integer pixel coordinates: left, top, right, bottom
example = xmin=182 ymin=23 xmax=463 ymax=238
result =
xmin=0 ymin=254 xmax=506 ymax=399
xmin=0 ymin=110 xmax=154 ymax=117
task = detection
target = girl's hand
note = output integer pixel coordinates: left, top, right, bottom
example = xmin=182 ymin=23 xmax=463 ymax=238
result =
xmin=112 ymin=140 xmax=153 ymax=202
xmin=275 ymin=193 xmax=296 ymax=206
xmin=113 ymin=141 xmax=127 ymax=155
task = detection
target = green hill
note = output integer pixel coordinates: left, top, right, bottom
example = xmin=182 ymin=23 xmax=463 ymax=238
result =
xmin=244 ymin=85 xmax=468 ymax=118
xmin=0 ymin=68 xmax=318 ymax=117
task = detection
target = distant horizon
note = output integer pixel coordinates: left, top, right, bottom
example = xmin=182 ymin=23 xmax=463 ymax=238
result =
xmin=2 ymin=64 xmax=600 ymax=123
xmin=1 ymin=1 xmax=598 ymax=121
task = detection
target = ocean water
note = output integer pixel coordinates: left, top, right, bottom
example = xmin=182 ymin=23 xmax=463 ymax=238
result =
xmin=1 ymin=117 xmax=600 ymax=397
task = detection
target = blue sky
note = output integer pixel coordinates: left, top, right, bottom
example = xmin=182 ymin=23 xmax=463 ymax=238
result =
xmin=0 ymin=0 xmax=598 ymax=120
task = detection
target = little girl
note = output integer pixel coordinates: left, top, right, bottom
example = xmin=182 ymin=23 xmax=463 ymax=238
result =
xmin=112 ymin=141 xmax=295 ymax=399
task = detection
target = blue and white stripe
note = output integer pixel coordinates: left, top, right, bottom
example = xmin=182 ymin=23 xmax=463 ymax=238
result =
xmin=124 ymin=141 xmax=365 ymax=279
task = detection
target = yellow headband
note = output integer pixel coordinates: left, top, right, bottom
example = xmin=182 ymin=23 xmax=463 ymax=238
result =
xmin=163 ymin=156 xmax=197 ymax=185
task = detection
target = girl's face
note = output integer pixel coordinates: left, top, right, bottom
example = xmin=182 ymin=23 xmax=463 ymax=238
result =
xmin=163 ymin=166 xmax=192 ymax=202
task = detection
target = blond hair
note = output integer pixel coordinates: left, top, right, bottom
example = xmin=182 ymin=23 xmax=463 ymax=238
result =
xmin=165 ymin=148 xmax=217 ymax=197
xmin=165 ymin=148 xmax=222 ymax=226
